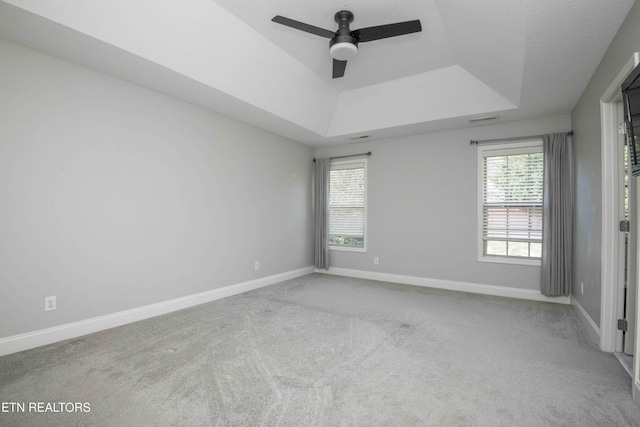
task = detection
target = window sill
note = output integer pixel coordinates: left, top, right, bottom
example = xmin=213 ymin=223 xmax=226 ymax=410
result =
xmin=478 ymin=255 xmax=541 ymax=267
xmin=330 ymin=246 xmax=367 ymax=253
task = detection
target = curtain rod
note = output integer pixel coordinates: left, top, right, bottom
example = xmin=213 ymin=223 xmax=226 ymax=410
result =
xmin=470 ymin=131 xmax=573 ymax=145
xmin=313 ymin=151 xmax=372 ymax=162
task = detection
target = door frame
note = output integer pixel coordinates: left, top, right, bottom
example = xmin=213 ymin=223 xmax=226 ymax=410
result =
xmin=601 ymin=53 xmax=639 ymax=353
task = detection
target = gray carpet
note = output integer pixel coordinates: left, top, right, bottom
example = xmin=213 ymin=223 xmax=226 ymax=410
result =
xmin=1 ymin=273 xmax=639 ymax=426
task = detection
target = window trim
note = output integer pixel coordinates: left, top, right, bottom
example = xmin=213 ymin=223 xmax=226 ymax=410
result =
xmin=329 ymin=158 xmax=368 ymax=253
xmin=477 ymin=139 xmax=543 ymax=266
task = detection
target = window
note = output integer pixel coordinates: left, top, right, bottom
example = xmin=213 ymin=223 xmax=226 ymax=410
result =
xmin=479 ymin=140 xmax=543 ymax=264
xmin=329 ymin=159 xmax=367 ymax=251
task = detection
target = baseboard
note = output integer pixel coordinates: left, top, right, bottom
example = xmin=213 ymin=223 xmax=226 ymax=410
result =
xmin=317 ymin=267 xmax=571 ymax=304
xmin=635 ymin=379 xmax=640 ymax=403
xmin=0 ymin=266 xmax=315 ymax=357
xmin=570 ymin=295 xmax=601 ymax=346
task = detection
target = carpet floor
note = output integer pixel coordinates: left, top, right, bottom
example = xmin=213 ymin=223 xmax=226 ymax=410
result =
xmin=1 ymin=273 xmax=639 ymax=426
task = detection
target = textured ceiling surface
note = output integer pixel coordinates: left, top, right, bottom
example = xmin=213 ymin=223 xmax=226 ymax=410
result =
xmin=0 ymin=0 xmax=636 ymax=146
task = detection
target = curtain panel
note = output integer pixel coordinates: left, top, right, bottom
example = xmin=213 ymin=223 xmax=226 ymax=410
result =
xmin=541 ymin=133 xmax=573 ymax=296
xmin=314 ymin=158 xmax=330 ymax=270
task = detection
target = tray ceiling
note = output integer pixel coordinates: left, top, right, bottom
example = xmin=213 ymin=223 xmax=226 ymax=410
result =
xmin=0 ymin=0 xmax=635 ymax=146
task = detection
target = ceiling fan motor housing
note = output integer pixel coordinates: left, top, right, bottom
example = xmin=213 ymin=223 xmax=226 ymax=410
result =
xmin=329 ymin=10 xmax=358 ymax=61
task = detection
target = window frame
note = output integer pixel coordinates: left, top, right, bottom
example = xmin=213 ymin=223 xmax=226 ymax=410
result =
xmin=477 ymin=139 xmax=543 ymax=266
xmin=329 ymin=158 xmax=368 ymax=253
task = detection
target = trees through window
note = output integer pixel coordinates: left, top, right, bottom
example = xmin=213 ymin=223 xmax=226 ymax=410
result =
xmin=480 ymin=141 xmax=543 ymax=262
xmin=329 ymin=159 xmax=367 ymax=251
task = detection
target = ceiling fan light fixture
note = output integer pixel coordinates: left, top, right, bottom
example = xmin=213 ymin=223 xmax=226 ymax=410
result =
xmin=329 ymin=42 xmax=358 ymax=61
xmin=272 ymin=11 xmax=422 ymax=78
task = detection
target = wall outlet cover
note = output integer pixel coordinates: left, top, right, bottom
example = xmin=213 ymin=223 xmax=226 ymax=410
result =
xmin=45 ymin=296 xmax=56 ymax=312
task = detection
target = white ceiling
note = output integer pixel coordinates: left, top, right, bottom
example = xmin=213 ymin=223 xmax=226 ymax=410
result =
xmin=0 ymin=0 xmax=635 ymax=147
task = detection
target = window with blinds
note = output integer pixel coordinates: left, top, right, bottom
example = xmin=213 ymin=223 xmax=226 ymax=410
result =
xmin=329 ymin=159 xmax=367 ymax=251
xmin=480 ymin=142 xmax=543 ymax=262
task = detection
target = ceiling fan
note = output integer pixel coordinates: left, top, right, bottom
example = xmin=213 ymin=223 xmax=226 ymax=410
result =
xmin=272 ymin=11 xmax=422 ymax=79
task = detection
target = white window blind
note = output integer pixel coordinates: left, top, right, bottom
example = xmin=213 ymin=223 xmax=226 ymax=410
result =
xmin=482 ymin=145 xmax=543 ymax=259
xmin=329 ymin=160 xmax=366 ymax=250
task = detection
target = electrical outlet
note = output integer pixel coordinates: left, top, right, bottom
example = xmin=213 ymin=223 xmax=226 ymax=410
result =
xmin=374 ymin=257 xmax=379 ymax=265
xmin=45 ymin=296 xmax=56 ymax=312
xmin=581 ymin=282 xmax=584 ymax=295
xmin=255 ymin=261 xmax=260 ymax=271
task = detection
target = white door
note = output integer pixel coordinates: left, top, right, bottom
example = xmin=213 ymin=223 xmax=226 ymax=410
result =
xmin=626 ymin=175 xmax=637 ymax=355
xmin=621 ymin=99 xmax=637 ymax=355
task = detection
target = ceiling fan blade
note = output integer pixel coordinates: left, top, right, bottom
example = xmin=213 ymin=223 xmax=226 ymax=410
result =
xmin=272 ymin=15 xmax=335 ymax=39
xmin=353 ymin=20 xmax=422 ymax=42
xmin=333 ymin=59 xmax=347 ymax=78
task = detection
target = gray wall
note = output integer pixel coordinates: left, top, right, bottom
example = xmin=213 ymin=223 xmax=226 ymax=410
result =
xmin=0 ymin=39 xmax=314 ymax=338
xmin=571 ymin=1 xmax=640 ymax=327
xmin=316 ymin=115 xmax=570 ymax=291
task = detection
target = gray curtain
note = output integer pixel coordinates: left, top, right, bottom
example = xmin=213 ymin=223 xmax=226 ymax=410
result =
xmin=314 ymin=158 xmax=330 ymax=270
xmin=541 ymin=132 xmax=573 ymax=296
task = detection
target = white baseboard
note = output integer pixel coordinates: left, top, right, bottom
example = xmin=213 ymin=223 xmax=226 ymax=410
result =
xmin=0 ymin=266 xmax=315 ymax=357
xmin=570 ymin=295 xmax=601 ymax=345
xmin=317 ymin=267 xmax=571 ymax=304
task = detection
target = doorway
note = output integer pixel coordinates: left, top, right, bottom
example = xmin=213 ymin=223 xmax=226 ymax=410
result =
xmin=601 ymin=52 xmax=640 ymax=399
xmin=616 ymin=100 xmax=636 ymax=374
xmin=601 ymin=53 xmax=639 ymax=353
